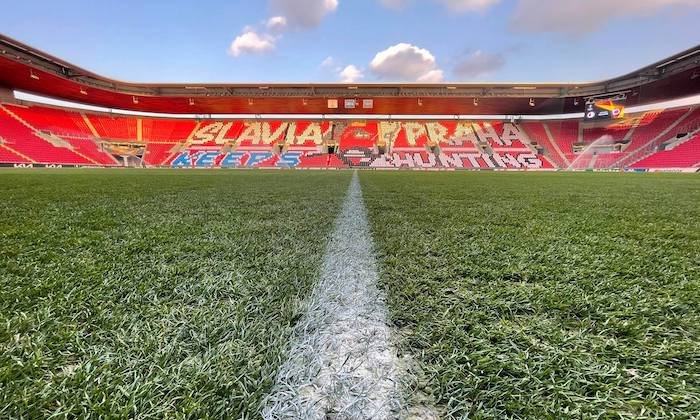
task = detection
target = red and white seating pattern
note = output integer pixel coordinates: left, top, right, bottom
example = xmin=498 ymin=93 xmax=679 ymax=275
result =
xmin=0 ymin=102 xmax=697 ymax=170
xmin=520 ymin=122 xmax=569 ymax=169
xmin=543 ymin=108 xmax=697 ymax=170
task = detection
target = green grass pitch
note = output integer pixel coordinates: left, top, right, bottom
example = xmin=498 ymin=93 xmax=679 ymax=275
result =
xmin=0 ymin=169 xmax=352 ymax=418
xmin=360 ymin=171 xmax=699 ymax=418
xmin=1 ymin=169 xmax=698 ymax=418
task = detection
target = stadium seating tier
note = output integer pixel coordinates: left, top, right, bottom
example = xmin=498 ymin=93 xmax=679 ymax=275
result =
xmin=0 ymin=103 xmax=697 ymax=170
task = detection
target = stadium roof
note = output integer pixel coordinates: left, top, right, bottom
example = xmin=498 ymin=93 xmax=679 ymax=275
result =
xmin=1 ymin=33 xmax=698 ymax=116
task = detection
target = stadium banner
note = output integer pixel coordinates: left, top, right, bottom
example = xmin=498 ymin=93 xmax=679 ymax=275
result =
xmin=584 ymin=99 xmax=626 ymax=121
xmin=163 ymin=120 xmax=552 ymax=170
xmin=0 ymin=163 xmax=105 ymax=169
xmin=647 ymin=168 xmax=700 ymax=173
xmin=168 ymin=149 xmax=546 ymax=170
xmin=1 ymin=163 xmax=63 ymax=168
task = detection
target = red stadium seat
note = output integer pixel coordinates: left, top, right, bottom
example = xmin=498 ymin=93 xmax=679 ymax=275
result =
xmin=338 ymin=122 xmax=378 ymax=149
xmin=0 ymin=107 xmax=95 ymax=165
xmin=0 ymin=103 xmax=697 ymax=170
xmin=144 ymin=143 xmax=180 ymax=166
xmin=521 ymin=122 xmax=568 ymax=169
xmin=632 ymin=133 xmax=700 ymax=169
xmin=142 ymin=118 xmax=197 ymax=143
xmin=87 ymin=114 xmax=138 ymax=140
xmin=5 ymin=104 xmax=94 ymax=139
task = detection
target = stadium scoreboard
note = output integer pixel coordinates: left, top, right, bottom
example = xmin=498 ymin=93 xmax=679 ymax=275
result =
xmin=584 ymin=99 xmax=626 ymax=121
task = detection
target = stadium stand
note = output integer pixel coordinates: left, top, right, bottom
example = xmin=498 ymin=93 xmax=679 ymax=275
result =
xmin=1 ymin=104 xmax=118 ymax=165
xmin=61 ymin=137 xmax=118 ymax=166
xmin=0 ymin=106 xmax=95 ymax=165
xmin=144 ymin=143 xmax=181 ymax=166
xmin=390 ymin=122 xmax=430 ymax=149
xmin=547 ymin=120 xmax=581 ymax=162
xmin=592 ymin=153 xmax=621 ymax=169
xmin=5 ymin=104 xmax=94 ymax=139
xmin=521 ymin=122 xmax=569 ymax=169
xmin=614 ymin=109 xmax=693 ymax=168
xmin=632 ymin=132 xmax=700 ymax=169
xmin=142 ymin=118 xmax=196 ymax=143
xmin=88 ymin=114 xmax=138 ymax=140
xmin=339 ymin=122 xmax=379 ymax=149
xmin=0 ymin=102 xmax=698 ymax=170
xmin=235 ymin=121 xmax=282 ymax=150
xmin=0 ymin=143 xmax=30 ymax=163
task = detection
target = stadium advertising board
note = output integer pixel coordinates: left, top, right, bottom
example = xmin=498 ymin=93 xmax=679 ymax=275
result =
xmin=0 ymin=163 xmax=100 ymax=168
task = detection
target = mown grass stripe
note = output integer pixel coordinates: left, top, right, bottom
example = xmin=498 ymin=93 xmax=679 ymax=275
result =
xmin=264 ymin=171 xmax=401 ymax=419
xmin=360 ymin=171 xmax=700 ymax=418
xmin=0 ymin=169 xmax=351 ymax=418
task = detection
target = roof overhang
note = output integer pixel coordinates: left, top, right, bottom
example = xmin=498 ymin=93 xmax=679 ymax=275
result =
xmin=0 ymin=33 xmax=698 ymax=115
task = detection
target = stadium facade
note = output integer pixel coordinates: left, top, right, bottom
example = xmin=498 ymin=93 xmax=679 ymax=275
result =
xmin=0 ymin=34 xmax=699 ymax=172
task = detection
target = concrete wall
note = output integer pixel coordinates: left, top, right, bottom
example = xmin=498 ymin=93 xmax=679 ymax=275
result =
xmin=0 ymin=87 xmax=14 ymax=101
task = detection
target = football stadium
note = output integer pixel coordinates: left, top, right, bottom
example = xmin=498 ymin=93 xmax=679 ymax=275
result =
xmin=1 ymin=1 xmax=699 ymax=418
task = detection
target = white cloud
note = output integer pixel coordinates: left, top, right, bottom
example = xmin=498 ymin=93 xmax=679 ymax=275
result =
xmin=339 ymin=65 xmax=365 ymax=82
xmin=436 ymin=0 xmax=501 ymax=12
xmin=266 ymin=16 xmax=287 ymax=32
xmin=370 ymin=43 xmax=444 ymax=82
xmin=270 ymin=0 xmax=339 ymax=28
xmin=321 ymin=56 xmax=336 ymax=68
xmin=453 ymin=50 xmax=505 ymax=79
xmin=229 ymin=30 xmax=277 ymax=57
xmin=511 ymin=0 xmax=700 ymax=35
xmin=417 ymin=69 xmax=444 ymax=83
xmin=231 ymin=0 xmax=339 ymax=59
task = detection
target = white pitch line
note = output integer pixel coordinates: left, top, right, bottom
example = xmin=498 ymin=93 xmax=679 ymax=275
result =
xmin=263 ymin=171 xmax=401 ymax=419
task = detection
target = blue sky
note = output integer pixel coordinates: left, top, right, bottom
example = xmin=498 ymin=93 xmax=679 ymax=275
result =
xmin=1 ymin=0 xmax=698 ymax=83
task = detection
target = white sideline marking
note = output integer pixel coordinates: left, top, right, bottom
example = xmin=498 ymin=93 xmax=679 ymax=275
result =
xmin=263 ymin=171 xmax=400 ymax=419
